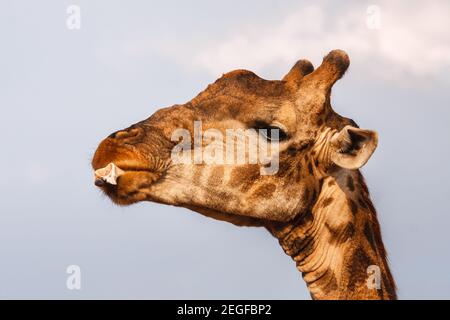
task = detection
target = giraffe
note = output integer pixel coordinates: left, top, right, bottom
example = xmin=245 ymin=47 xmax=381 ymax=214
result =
xmin=92 ymin=49 xmax=396 ymax=300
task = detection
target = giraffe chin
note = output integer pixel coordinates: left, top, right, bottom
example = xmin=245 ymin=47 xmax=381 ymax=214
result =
xmin=94 ymin=163 xmax=162 ymax=206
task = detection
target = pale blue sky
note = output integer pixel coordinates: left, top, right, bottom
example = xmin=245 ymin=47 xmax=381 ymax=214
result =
xmin=0 ymin=0 xmax=449 ymax=299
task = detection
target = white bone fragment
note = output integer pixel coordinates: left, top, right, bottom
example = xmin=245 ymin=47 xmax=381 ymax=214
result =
xmin=94 ymin=163 xmax=125 ymax=185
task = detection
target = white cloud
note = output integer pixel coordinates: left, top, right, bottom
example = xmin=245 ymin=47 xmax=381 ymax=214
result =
xmin=192 ymin=1 xmax=450 ymax=81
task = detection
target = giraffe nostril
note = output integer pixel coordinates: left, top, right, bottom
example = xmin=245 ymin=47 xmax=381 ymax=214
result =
xmin=107 ymin=131 xmax=119 ymax=139
xmin=95 ymin=179 xmax=106 ymax=187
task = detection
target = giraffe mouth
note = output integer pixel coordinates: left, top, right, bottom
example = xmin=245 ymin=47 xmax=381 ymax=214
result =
xmin=93 ymin=162 xmax=162 ymax=205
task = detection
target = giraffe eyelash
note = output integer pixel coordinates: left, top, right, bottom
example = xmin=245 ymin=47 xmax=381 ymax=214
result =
xmin=259 ymin=126 xmax=288 ymax=141
xmin=252 ymin=121 xmax=289 ymax=141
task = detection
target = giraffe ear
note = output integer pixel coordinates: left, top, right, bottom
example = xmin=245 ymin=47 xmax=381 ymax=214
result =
xmin=330 ymin=126 xmax=378 ymax=169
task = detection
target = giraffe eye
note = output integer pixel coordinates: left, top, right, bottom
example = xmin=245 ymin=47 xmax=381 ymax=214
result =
xmin=259 ymin=125 xmax=288 ymax=141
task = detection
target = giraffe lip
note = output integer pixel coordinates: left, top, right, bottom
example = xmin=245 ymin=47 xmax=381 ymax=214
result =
xmin=95 ymin=164 xmax=162 ymax=206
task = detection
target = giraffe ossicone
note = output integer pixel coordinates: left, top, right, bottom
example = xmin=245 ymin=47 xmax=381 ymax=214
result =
xmin=91 ymin=49 xmax=396 ymax=300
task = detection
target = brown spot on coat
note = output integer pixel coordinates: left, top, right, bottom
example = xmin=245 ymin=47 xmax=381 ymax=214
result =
xmin=347 ymin=176 xmax=355 ymax=192
xmin=229 ymin=165 xmax=260 ymax=191
xmin=308 ymin=162 xmax=313 ymax=175
xmin=207 ymin=167 xmax=224 ymax=187
xmin=342 ymin=223 xmax=356 ymax=243
xmin=302 ymin=188 xmax=310 ymax=203
xmin=364 ymin=221 xmax=378 ymax=252
xmin=348 ymin=199 xmax=358 ymax=215
xmin=321 ymin=197 xmax=334 ymax=208
xmin=312 ymin=189 xmax=317 ymax=202
xmin=252 ymin=183 xmax=276 ymax=198
xmin=358 ymin=196 xmax=369 ymax=210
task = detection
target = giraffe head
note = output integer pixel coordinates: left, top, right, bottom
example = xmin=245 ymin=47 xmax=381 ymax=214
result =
xmin=92 ymin=50 xmax=378 ymax=225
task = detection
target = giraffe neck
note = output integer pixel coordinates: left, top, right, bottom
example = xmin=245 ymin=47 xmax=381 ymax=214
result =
xmin=266 ymin=170 xmax=396 ymax=300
